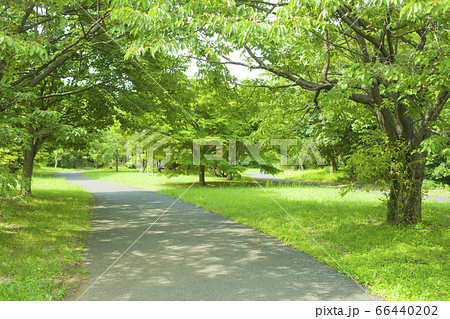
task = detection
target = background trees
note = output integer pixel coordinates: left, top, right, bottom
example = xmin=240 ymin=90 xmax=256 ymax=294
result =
xmin=1 ymin=1 xmax=448 ymax=226
xmin=112 ymin=0 xmax=449 ymax=224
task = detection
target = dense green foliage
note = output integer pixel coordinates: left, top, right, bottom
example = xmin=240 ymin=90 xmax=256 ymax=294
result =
xmin=112 ymin=0 xmax=450 ymax=224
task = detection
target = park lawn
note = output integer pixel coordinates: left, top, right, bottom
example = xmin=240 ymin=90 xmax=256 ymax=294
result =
xmin=279 ymin=168 xmax=450 ymax=198
xmin=423 ymin=180 xmax=450 ymax=199
xmin=277 ymin=167 xmax=350 ymax=185
xmin=83 ymin=169 xmax=449 ymax=301
xmin=0 ymin=168 xmax=92 ymax=300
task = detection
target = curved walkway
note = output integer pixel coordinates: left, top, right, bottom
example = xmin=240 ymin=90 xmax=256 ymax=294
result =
xmin=57 ymin=171 xmax=376 ymax=301
xmin=247 ymin=171 xmax=450 ymax=203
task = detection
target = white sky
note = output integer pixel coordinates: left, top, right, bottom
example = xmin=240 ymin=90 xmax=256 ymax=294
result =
xmin=184 ymin=51 xmax=264 ymax=80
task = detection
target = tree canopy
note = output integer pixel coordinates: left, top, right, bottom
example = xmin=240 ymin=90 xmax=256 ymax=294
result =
xmin=111 ymin=0 xmax=450 ymax=224
xmin=1 ymin=0 xmax=449 ymax=225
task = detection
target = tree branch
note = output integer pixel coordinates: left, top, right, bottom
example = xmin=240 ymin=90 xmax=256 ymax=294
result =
xmin=16 ymin=3 xmax=35 ymax=34
xmin=12 ymin=16 xmax=105 ymax=87
xmin=426 ymin=90 xmax=449 ymax=122
xmin=37 ymin=84 xmax=100 ymax=99
xmin=321 ymin=27 xmax=330 ymax=82
xmin=338 ymin=8 xmax=391 ymax=63
xmin=311 ymin=30 xmax=365 ymax=59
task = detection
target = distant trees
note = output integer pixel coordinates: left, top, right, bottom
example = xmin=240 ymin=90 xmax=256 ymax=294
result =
xmin=113 ymin=0 xmax=449 ymax=224
xmin=90 ymin=127 xmax=127 ymax=171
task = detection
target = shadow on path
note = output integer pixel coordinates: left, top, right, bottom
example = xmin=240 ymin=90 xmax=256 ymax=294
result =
xmin=56 ymin=171 xmax=377 ymax=301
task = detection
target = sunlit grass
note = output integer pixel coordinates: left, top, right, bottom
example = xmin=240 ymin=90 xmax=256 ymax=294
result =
xmin=276 ymin=167 xmax=350 ymax=184
xmin=0 ymin=168 xmax=92 ymax=300
xmin=82 ymin=169 xmax=450 ymax=301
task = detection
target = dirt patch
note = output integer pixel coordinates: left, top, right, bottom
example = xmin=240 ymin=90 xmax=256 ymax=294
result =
xmin=62 ymin=261 xmax=89 ymax=301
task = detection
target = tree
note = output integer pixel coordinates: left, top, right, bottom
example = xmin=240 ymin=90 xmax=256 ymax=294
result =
xmin=0 ymin=1 xmax=173 ymax=194
xmin=139 ymin=64 xmax=259 ymax=185
xmin=113 ymin=0 xmax=450 ymax=224
xmin=0 ymin=1 xmax=116 ymax=194
xmin=90 ymin=127 xmax=128 ymax=171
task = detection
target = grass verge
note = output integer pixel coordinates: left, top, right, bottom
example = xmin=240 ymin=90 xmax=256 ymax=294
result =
xmin=0 ymin=168 xmax=92 ymax=300
xmin=82 ymin=169 xmax=449 ymax=301
xmin=278 ymin=168 xmax=450 ymax=198
xmin=277 ymin=167 xmax=350 ymax=185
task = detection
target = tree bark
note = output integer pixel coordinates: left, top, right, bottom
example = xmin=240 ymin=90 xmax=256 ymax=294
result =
xmin=386 ymin=151 xmax=425 ymax=224
xmin=54 ymin=151 xmax=58 ymax=169
xmin=20 ymin=133 xmax=48 ymax=195
xmin=199 ymin=165 xmax=206 ymax=186
xmin=330 ymin=158 xmax=338 ymax=173
xmin=21 ymin=147 xmax=35 ymax=196
xmin=139 ymin=159 xmax=147 ymax=173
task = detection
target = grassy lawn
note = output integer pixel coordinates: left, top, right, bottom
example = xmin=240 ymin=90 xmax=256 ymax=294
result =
xmin=278 ymin=167 xmax=450 ymax=198
xmin=0 ymin=168 xmax=92 ymax=300
xmin=423 ymin=180 xmax=450 ymax=199
xmin=83 ymin=169 xmax=449 ymax=301
xmin=277 ymin=167 xmax=350 ymax=185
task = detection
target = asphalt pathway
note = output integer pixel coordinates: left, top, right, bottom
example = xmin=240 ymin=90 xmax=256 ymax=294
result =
xmin=57 ymin=171 xmax=376 ymax=301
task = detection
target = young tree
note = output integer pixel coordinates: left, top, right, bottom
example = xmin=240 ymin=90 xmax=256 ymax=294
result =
xmin=90 ymin=127 xmax=128 ymax=171
xmin=143 ymin=65 xmax=259 ymax=185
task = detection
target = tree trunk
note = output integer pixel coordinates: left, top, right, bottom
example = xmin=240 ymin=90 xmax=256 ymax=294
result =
xmin=330 ymin=158 xmax=338 ymax=173
xmin=21 ymin=147 xmax=35 ymax=196
xmin=115 ymin=154 xmax=119 ymax=172
xmin=54 ymin=151 xmax=58 ymax=169
xmin=157 ymin=160 xmax=162 ymax=173
xmin=199 ymin=165 xmax=206 ymax=186
xmin=227 ymin=173 xmax=233 ymax=181
xmin=20 ymin=133 xmax=48 ymax=196
xmin=386 ymin=152 xmax=425 ymax=224
xmin=139 ymin=159 xmax=147 ymax=173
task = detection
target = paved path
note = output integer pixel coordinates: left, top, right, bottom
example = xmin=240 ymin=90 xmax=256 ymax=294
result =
xmin=57 ymin=171 xmax=376 ymax=301
xmin=247 ymin=172 xmax=450 ymax=203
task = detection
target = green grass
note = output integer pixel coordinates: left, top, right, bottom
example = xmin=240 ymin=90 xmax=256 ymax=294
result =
xmin=277 ymin=167 xmax=350 ymax=184
xmin=279 ymin=168 xmax=450 ymax=198
xmin=82 ymin=169 xmax=449 ymax=301
xmin=423 ymin=180 xmax=450 ymax=198
xmin=0 ymin=168 xmax=92 ymax=300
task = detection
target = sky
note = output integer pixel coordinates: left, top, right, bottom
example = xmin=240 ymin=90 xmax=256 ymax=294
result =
xmin=184 ymin=50 xmax=264 ymax=81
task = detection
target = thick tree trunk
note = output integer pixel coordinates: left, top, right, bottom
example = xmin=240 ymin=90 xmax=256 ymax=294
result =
xmin=227 ymin=173 xmax=233 ymax=181
xmin=199 ymin=165 xmax=206 ymax=186
xmin=330 ymin=158 xmax=338 ymax=173
xmin=386 ymin=153 xmax=425 ymax=224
